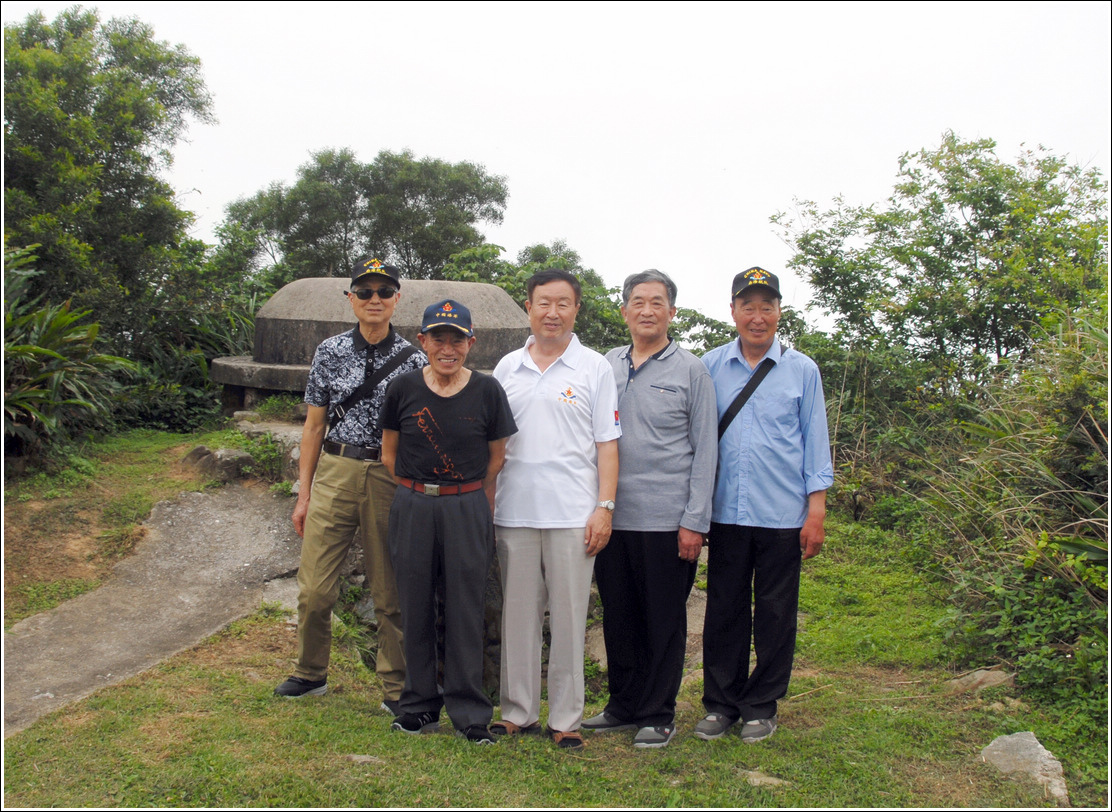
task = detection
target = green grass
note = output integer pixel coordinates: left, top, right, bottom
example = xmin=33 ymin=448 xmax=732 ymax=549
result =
xmin=4 ymin=512 xmax=1106 ymax=807
xmin=2 ymin=605 xmax=1073 ymax=808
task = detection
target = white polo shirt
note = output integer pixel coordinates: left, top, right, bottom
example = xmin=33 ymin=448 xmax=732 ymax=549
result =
xmin=493 ymin=333 xmax=622 ymax=528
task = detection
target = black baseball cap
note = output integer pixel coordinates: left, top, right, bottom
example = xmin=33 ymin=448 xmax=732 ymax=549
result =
xmin=420 ymin=299 xmax=474 ymax=337
xmin=351 ymin=257 xmax=402 ymax=288
xmin=731 ymin=266 xmax=782 ymax=299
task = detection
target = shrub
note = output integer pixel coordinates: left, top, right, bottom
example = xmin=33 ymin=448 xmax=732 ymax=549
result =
xmin=917 ymin=304 xmax=1107 ymax=712
xmin=4 ymin=245 xmax=135 ymax=457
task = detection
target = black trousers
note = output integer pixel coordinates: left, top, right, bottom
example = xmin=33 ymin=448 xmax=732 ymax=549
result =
xmin=702 ymin=523 xmax=802 ymax=723
xmin=595 ymin=529 xmax=696 ymax=727
xmin=388 ymin=486 xmax=493 ymax=729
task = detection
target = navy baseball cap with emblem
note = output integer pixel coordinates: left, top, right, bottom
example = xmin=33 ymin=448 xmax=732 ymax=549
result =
xmin=351 ymin=257 xmax=402 ymax=287
xmin=731 ymin=266 xmax=782 ymax=299
xmin=420 ymin=299 xmax=474 ymax=337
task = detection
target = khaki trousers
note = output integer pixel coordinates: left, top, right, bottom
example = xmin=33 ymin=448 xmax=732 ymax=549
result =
xmin=294 ymin=452 xmax=405 ymax=698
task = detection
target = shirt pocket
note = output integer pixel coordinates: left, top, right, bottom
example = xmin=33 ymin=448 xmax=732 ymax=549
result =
xmin=762 ymin=394 xmax=801 ymax=438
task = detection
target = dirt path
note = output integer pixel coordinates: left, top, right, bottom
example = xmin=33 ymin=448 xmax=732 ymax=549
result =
xmin=3 ymin=484 xmax=302 ymax=736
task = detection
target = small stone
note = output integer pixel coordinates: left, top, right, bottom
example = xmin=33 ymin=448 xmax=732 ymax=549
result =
xmin=742 ymin=770 xmax=791 ymax=788
xmin=981 ymin=731 xmax=1070 ymax=806
xmin=946 ymin=668 xmax=1014 ymax=694
xmin=344 ymin=754 xmax=385 ymax=765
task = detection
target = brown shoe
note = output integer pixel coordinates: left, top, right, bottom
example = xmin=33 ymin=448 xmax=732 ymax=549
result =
xmin=490 ymin=719 xmax=541 ymax=737
xmin=547 ymin=727 xmax=585 ymax=750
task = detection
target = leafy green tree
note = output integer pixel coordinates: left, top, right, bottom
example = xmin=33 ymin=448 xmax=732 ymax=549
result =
xmin=222 ymin=148 xmax=508 ymax=284
xmin=4 ymin=7 xmax=213 ymax=332
xmin=774 ymin=133 xmax=1108 ymax=395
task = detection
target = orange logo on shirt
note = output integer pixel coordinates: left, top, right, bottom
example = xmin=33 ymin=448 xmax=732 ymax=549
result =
xmin=558 ymin=386 xmax=578 ymax=405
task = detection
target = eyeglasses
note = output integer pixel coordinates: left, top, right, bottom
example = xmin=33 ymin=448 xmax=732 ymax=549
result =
xmin=349 ymin=286 xmax=397 ymax=300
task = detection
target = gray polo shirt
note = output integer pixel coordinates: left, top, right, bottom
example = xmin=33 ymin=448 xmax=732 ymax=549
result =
xmin=604 ymin=340 xmax=718 ymax=533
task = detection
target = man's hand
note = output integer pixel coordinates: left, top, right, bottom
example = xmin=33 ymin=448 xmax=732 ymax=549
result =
xmin=801 ymin=489 xmax=827 ymax=560
xmin=678 ymin=527 xmax=703 ymax=562
xmin=800 ymin=513 xmax=824 ymax=559
xmin=292 ymin=495 xmax=310 ymax=538
xmin=584 ymin=507 xmax=612 ymax=556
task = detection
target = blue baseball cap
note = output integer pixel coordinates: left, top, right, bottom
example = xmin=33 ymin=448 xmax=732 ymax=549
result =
xmin=420 ymin=299 xmax=474 ymax=337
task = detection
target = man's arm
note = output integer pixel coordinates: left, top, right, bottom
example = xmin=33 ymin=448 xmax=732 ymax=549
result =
xmin=800 ymin=489 xmax=826 ymax=560
xmin=484 ymin=438 xmax=508 ymax=515
xmin=381 ymin=429 xmax=399 ymax=480
xmin=585 ymin=439 xmax=618 ymax=556
xmin=680 ymin=363 xmax=719 ymax=561
xmin=291 ymin=405 xmax=328 ymax=538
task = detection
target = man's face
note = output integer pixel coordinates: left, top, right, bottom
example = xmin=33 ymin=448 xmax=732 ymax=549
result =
xmin=731 ymin=289 xmax=780 ymax=355
xmin=418 ymin=327 xmax=475 ymax=377
xmin=526 ymin=280 xmax=580 ymax=343
xmin=348 ymin=277 xmax=399 ymax=330
xmin=621 ymin=281 xmax=676 ymax=346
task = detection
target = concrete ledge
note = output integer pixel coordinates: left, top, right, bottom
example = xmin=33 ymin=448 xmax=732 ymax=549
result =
xmin=211 ymin=357 xmax=311 ymax=390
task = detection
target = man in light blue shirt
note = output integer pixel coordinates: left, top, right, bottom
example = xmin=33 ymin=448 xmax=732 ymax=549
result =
xmin=695 ymin=266 xmax=833 ymax=744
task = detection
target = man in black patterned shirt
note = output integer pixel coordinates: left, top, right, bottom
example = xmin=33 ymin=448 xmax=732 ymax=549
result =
xmin=275 ymin=258 xmax=426 ymax=707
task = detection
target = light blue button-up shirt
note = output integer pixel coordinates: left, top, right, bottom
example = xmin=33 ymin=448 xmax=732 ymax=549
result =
xmin=702 ymin=337 xmax=833 ymax=529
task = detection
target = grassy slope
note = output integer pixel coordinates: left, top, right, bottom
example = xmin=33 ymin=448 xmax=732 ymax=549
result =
xmin=3 ymin=432 xmax=1107 ymax=807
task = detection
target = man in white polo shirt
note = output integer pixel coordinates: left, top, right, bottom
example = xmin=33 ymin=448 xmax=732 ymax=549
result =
xmin=491 ymin=268 xmax=621 ymax=751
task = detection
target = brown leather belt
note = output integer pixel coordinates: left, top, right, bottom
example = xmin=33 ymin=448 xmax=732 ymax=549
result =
xmin=323 ymin=440 xmax=382 ymax=461
xmin=397 ymin=478 xmax=483 ymax=496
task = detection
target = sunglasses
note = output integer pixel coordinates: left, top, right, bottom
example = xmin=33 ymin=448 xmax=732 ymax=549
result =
xmin=349 ymin=286 xmax=397 ymax=300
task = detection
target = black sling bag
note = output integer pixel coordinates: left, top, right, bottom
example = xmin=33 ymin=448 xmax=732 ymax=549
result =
xmin=717 ymin=345 xmax=783 ymax=439
xmin=327 ymin=345 xmax=419 ymax=435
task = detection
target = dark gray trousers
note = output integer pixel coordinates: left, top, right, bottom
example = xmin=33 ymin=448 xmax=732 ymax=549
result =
xmin=388 ymin=486 xmax=493 ymax=729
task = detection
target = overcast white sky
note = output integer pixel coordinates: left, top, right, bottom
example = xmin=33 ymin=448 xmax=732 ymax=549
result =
xmin=4 ymin=1 xmax=1110 ymax=324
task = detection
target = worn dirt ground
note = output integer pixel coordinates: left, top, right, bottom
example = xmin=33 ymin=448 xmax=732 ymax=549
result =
xmin=3 ymin=484 xmax=303 ymax=735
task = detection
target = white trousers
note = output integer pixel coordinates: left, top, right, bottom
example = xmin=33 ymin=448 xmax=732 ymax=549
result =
xmin=495 ymin=526 xmax=595 ymax=732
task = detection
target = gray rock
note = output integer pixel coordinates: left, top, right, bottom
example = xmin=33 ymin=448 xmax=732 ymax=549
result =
xmin=946 ymin=668 xmax=1014 ymax=694
xmin=981 ymin=731 xmax=1070 ymax=806
xmin=742 ymin=770 xmax=792 ymax=788
xmin=210 ymin=448 xmax=256 ymax=482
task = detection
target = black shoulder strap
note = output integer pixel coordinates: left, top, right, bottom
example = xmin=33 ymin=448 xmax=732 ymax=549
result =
xmin=717 ymin=344 xmax=783 ymax=439
xmin=328 ymin=345 xmax=419 ymax=433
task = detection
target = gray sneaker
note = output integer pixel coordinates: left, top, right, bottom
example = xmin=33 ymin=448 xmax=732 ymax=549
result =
xmin=739 ymin=715 xmax=778 ymax=743
xmin=581 ymin=710 xmax=636 ymax=732
xmin=694 ymin=713 xmax=736 ymax=740
xmin=633 ymin=724 xmax=676 ymax=749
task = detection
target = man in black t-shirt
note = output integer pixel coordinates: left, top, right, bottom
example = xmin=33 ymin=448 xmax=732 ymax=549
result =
xmin=381 ymin=299 xmax=517 ymax=744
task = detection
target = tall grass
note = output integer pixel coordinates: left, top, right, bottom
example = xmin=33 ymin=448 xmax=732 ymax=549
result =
xmin=914 ymin=304 xmax=1107 ymax=712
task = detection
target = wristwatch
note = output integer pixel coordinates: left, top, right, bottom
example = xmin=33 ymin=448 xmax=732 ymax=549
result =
xmin=597 ymin=500 xmax=615 ymax=511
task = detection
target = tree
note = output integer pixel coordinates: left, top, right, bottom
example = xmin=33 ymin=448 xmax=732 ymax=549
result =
xmin=774 ymin=133 xmax=1108 ymax=395
xmin=222 ymin=148 xmax=508 ymax=285
xmin=4 ymin=7 xmax=214 ymax=331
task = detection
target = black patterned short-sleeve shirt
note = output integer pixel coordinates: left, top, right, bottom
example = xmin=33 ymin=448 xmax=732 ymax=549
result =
xmin=303 ymin=326 xmax=427 ymax=447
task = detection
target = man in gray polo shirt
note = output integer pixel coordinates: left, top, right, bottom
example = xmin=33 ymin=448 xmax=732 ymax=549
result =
xmin=583 ymin=269 xmax=718 ymax=748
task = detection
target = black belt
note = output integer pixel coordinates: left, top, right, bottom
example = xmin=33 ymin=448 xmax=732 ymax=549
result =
xmin=397 ymin=478 xmax=484 ymax=496
xmin=323 ymin=440 xmax=382 ymax=461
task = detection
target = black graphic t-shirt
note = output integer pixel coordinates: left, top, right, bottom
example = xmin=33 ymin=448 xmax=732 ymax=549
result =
xmin=303 ymin=327 xmax=427 ymax=446
xmin=382 ymin=370 xmax=517 ymax=483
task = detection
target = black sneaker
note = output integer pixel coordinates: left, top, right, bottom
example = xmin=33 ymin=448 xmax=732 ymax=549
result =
xmin=391 ymin=711 xmax=440 ymax=734
xmin=380 ymin=699 xmax=402 ymax=717
xmin=459 ymin=724 xmax=495 ymax=745
xmin=274 ymin=676 xmax=327 ymax=697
